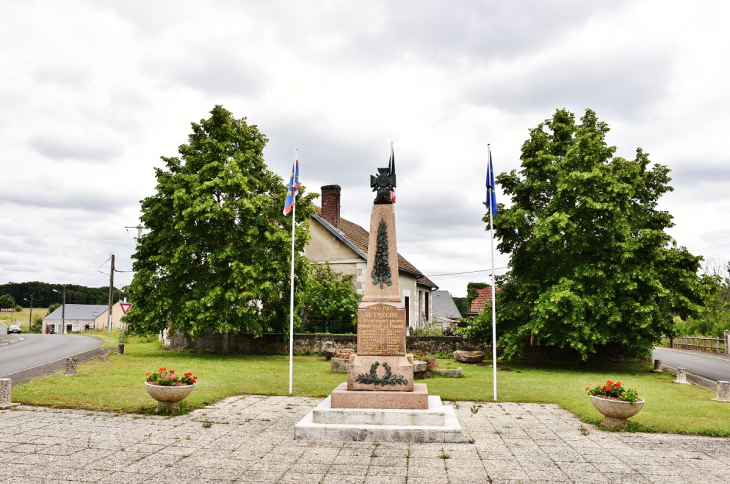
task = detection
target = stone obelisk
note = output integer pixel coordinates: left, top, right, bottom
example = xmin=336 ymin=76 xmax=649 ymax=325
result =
xmin=331 ymin=167 xmax=428 ymax=409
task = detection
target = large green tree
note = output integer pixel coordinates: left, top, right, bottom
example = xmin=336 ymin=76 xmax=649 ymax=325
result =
xmin=493 ymin=108 xmax=705 ymax=358
xmin=124 ymin=106 xmax=316 ymax=338
xmin=297 ymin=262 xmax=359 ymax=334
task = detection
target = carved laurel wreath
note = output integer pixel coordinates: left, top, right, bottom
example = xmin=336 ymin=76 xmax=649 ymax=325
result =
xmin=355 ymin=361 xmax=408 ymax=386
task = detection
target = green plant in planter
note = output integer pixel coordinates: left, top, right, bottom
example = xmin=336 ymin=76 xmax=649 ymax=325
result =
xmin=586 ymin=380 xmax=639 ymax=404
xmin=145 ymin=367 xmax=197 ymax=386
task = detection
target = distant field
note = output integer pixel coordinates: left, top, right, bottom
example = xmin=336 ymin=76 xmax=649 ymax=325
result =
xmin=0 ymin=307 xmax=49 ymax=329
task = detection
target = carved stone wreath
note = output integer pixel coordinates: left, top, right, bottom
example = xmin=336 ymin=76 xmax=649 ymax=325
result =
xmin=355 ymin=361 xmax=408 ymax=386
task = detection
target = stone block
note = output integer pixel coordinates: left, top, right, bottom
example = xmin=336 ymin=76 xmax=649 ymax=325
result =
xmin=650 ymin=359 xmax=663 ymax=373
xmin=347 ymin=355 xmax=414 ymax=391
xmin=713 ymin=381 xmax=730 ymax=402
xmin=99 ymin=350 xmax=108 ymax=362
xmin=295 ymin=392 xmax=463 ymax=443
xmin=65 ymin=358 xmax=77 ymax=376
xmin=672 ymin=367 xmax=691 ymax=385
xmin=435 ymin=368 xmax=462 ymax=378
xmin=0 ymin=378 xmax=18 ymax=409
xmin=413 ymin=360 xmax=428 ymax=373
xmin=315 ymin=393 xmax=445 ymax=425
xmin=331 ymin=382 xmax=428 ymax=409
xmin=454 ymin=350 xmax=485 ymax=363
xmin=330 ymin=358 xmax=349 ymax=373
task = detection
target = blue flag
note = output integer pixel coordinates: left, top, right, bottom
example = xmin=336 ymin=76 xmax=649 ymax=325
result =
xmin=486 ymin=148 xmax=498 ymax=215
xmin=283 ymin=155 xmax=300 ymax=216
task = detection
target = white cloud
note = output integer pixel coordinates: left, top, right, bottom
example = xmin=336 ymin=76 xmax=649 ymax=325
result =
xmin=1 ymin=0 xmax=730 ymax=296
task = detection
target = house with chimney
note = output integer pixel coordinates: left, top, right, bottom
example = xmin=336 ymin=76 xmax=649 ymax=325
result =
xmin=305 ymin=185 xmax=438 ymax=330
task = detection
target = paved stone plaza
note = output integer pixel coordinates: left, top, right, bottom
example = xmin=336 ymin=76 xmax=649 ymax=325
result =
xmin=1 ymin=395 xmax=729 ymax=483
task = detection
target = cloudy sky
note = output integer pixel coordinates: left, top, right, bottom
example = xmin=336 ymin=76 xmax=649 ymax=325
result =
xmin=2 ymin=1 xmax=729 ymax=298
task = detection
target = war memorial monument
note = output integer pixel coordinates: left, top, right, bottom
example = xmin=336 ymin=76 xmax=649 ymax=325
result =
xmin=295 ymin=167 xmax=463 ymax=442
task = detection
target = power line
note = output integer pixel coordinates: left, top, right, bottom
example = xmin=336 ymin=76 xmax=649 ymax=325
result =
xmin=71 ymin=256 xmax=112 ymax=285
xmin=425 ymin=267 xmax=508 ymax=277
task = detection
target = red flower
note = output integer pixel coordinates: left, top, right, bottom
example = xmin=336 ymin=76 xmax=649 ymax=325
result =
xmin=604 ymin=385 xmax=611 ymax=392
xmin=585 ymin=387 xmax=590 ymax=391
xmin=615 ymin=381 xmax=622 ymax=388
xmin=606 ymin=380 xmax=613 ymax=386
xmin=145 ymin=372 xmax=150 ymax=376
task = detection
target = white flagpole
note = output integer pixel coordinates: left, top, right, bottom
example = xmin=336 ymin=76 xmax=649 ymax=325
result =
xmin=488 ymin=144 xmax=498 ymax=401
xmin=288 ymin=149 xmax=297 ymax=395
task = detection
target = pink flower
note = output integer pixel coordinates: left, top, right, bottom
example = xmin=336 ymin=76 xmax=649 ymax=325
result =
xmin=165 ymin=375 xmax=171 ymax=380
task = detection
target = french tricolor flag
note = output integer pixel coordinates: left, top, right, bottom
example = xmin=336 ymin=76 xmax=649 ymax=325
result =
xmin=388 ymin=142 xmax=396 ymax=203
xmin=283 ymin=154 xmax=300 ymax=216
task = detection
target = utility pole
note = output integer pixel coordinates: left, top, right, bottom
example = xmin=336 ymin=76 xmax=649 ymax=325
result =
xmin=125 ymin=224 xmax=144 ymax=244
xmin=62 ymin=285 xmax=66 ymax=334
xmin=107 ymin=254 xmax=115 ymax=332
xmin=27 ymin=294 xmax=33 ymax=332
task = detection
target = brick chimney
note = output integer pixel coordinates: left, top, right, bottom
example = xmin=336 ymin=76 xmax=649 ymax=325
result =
xmin=321 ymin=185 xmax=341 ymax=228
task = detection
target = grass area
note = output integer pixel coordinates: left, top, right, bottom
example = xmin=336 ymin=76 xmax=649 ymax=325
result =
xmin=10 ymin=341 xmax=730 ymax=437
xmin=0 ymin=307 xmax=48 ymax=330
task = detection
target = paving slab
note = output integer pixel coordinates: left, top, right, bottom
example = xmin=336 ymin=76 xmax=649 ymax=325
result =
xmin=2 ymin=395 xmax=730 ymax=483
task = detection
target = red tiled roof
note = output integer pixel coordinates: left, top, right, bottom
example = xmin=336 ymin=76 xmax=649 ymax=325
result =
xmin=469 ymin=286 xmax=500 ymax=314
xmin=314 ymin=207 xmax=438 ymax=289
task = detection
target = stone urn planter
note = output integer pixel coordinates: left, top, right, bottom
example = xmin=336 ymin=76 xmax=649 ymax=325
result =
xmin=590 ymin=395 xmax=645 ymax=429
xmin=453 ymin=350 xmax=485 ymax=363
xmin=145 ymin=382 xmax=195 ymax=410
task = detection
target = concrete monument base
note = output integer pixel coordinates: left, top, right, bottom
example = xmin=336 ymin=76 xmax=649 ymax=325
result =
xmin=294 ymin=392 xmax=463 ymax=443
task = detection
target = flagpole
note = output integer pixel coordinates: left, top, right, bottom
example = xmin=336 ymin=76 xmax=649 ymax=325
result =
xmin=288 ymin=149 xmax=297 ymax=395
xmin=488 ymin=144 xmax=498 ymax=401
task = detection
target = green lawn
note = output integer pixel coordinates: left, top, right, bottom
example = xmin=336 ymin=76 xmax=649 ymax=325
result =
xmin=10 ymin=339 xmax=730 ymax=437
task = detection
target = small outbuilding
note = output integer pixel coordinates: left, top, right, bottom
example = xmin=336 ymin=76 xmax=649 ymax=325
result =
xmin=42 ymin=301 xmax=126 ymax=334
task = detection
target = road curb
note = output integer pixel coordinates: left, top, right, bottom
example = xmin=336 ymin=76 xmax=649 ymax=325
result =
xmin=4 ymin=346 xmax=107 ymax=387
xmin=0 ymin=335 xmax=24 ymax=347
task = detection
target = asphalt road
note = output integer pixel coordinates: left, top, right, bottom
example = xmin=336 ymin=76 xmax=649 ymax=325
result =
xmin=0 ymin=333 xmax=102 ymax=377
xmin=652 ymin=346 xmax=730 ymax=383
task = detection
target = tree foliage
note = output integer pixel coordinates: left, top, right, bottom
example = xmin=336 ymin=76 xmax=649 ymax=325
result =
xmin=0 ymin=282 xmax=121 ymax=307
xmin=676 ymin=259 xmax=730 ymax=337
xmin=492 ymin=108 xmax=705 ymax=358
xmin=124 ymin=106 xmax=316 ymax=338
xmin=0 ymin=294 xmax=14 ymax=309
xmin=46 ymin=303 xmax=61 ymax=315
xmin=297 ymin=262 xmax=359 ymax=334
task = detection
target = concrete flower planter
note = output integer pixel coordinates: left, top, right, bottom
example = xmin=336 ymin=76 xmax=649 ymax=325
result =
xmin=590 ymin=395 xmax=645 ymax=429
xmin=330 ymin=357 xmax=350 ymax=373
xmin=453 ymin=351 xmax=485 ymax=364
xmin=435 ymin=367 xmax=462 ymax=378
xmin=413 ymin=360 xmax=428 ymax=373
xmin=145 ymin=382 xmax=195 ymax=410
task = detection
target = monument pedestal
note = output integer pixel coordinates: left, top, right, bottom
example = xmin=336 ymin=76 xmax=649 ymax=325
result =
xmin=294 ymin=389 xmax=463 ymax=443
xmin=331 ymin=382 xmax=428 ymax=409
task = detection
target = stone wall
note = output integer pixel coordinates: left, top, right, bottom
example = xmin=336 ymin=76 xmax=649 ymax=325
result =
xmin=168 ymin=330 xmax=484 ymax=355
